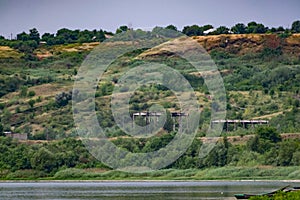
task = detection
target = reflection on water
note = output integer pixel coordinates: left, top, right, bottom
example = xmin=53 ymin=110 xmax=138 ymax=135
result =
xmin=0 ymin=181 xmax=298 ymax=200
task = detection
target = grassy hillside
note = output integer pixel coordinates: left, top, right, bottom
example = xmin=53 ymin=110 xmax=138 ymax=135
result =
xmin=1 ymin=33 xmax=300 ymax=136
xmin=0 ymin=32 xmax=299 ymax=179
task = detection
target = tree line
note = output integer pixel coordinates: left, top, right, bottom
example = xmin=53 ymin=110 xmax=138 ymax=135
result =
xmin=1 ymin=20 xmax=300 ymax=46
xmin=181 ymin=20 xmax=300 ymax=36
xmin=0 ymin=28 xmax=110 ymax=54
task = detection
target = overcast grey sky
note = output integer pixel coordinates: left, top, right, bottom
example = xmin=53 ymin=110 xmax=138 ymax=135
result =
xmin=0 ymin=0 xmax=299 ymax=38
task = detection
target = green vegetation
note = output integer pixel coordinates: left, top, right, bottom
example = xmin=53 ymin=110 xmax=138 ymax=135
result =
xmin=0 ymin=21 xmax=299 ymax=179
xmin=0 ymin=126 xmax=299 ymax=179
xmin=249 ymin=190 xmax=300 ymax=200
xmin=0 ymin=137 xmax=107 ymax=179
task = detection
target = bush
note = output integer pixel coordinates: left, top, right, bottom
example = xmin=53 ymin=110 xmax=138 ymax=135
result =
xmin=19 ymin=86 xmax=28 ymax=97
xmin=260 ymin=47 xmax=282 ymax=59
xmin=30 ymin=147 xmax=58 ymax=173
xmin=256 ymin=127 xmax=281 ymax=143
xmin=55 ymin=91 xmax=72 ymax=107
xmin=28 ymin=90 xmax=35 ymax=97
xmin=210 ymin=49 xmax=232 ymax=59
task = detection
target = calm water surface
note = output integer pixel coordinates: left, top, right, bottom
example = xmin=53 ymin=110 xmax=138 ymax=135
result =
xmin=0 ymin=181 xmax=298 ymax=200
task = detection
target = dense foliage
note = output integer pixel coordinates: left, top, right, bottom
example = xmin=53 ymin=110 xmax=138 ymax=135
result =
xmin=0 ymin=126 xmax=299 ymax=179
xmin=0 ymin=137 xmax=107 ymax=178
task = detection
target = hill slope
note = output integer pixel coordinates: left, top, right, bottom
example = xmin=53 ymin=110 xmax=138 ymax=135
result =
xmin=0 ymin=33 xmax=300 ymax=137
xmin=0 ymin=33 xmax=300 ymax=179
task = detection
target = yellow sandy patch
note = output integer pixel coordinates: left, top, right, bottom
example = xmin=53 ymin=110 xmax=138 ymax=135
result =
xmin=0 ymin=46 xmax=23 ymax=58
xmin=286 ymin=33 xmax=300 ymax=45
xmin=53 ymin=42 xmax=100 ymax=53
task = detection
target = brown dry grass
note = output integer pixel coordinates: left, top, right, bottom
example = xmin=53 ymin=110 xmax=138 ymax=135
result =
xmin=0 ymin=46 xmax=22 ymax=58
xmin=53 ymin=42 xmax=100 ymax=53
xmin=286 ymin=33 xmax=300 ymax=45
xmin=281 ymin=133 xmax=300 ymax=140
xmin=29 ymin=83 xmax=72 ymax=97
xmin=29 ymin=123 xmax=45 ymax=134
xmin=252 ymin=107 xmax=292 ymax=119
xmin=19 ymin=140 xmax=48 ymax=144
xmin=35 ymin=49 xmax=53 ymax=59
xmin=1 ymin=83 xmax=72 ymax=103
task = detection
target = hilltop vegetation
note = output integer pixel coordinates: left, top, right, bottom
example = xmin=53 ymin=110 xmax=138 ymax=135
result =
xmin=0 ymin=21 xmax=299 ymax=179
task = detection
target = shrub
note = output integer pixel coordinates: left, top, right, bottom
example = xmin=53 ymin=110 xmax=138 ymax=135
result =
xmin=19 ymin=86 xmax=28 ymax=97
xmin=256 ymin=126 xmax=281 ymax=143
xmin=28 ymin=90 xmax=35 ymax=97
xmin=55 ymin=91 xmax=72 ymax=107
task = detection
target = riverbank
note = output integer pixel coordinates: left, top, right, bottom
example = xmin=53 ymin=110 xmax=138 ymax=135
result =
xmin=249 ymin=190 xmax=300 ymax=200
xmin=2 ymin=166 xmax=300 ymax=181
xmin=1 ymin=180 xmax=297 ymax=200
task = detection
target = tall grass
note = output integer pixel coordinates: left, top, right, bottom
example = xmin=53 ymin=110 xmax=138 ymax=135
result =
xmin=51 ymin=166 xmax=300 ymax=180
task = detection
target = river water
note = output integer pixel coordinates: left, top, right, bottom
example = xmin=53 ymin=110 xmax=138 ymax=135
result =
xmin=0 ymin=181 xmax=298 ymax=200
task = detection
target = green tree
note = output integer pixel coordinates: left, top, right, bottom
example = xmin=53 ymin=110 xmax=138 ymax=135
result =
xmin=142 ymin=133 xmax=174 ymax=152
xmin=55 ymin=91 xmax=72 ymax=107
xmin=256 ymin=126 xmax=281 ymax=143
xmin=28 ymin=90 xmax=36 ymax=97
xmin=277 ymin=26 xmax=285 ymax=32
xmin=231 ymin=23 xmax=246 ymax=34
xmin=119 ymin=25 xmax=129 ymax=32
xmin=97 ymin=29 xmax=106 ymax=42
xmin=248 ymin=135 xmax=259 ymax=151
xmin=19 ymin=86 xmax=28 ymax=97
xmin=56 ymin=28 xmax=79 ymax=44
xmin=41 ymin=33 xmax=55 ymax=45
xmin=291 ymin=20 xmax=300 ymax=33
xmin=29 ymin=28 xmax=40 ymax=42
xmin=16 ymin=32 xmax=30 ymax=41
xmin=202 ymin=24 xmax=213 ymax=32
xmin=17 ymin=40 xmax=38 ymax=53
xmin=31 ymin=147 xmax=57 ymax=172
xmin=277 ymin=140 xmax=298 ymax=166
xmin=2 ymin=108 xmax=12 ymax=123
xmin=254 ymin=23 xmax=267 ymax=33
xmin=116 ymin=25 xmax=129 ymax=34
xmin=247 ymin=21 xmax=267 ymax=33
xmin=165 ymin=24 xmax=178 ymax=31
xmin=163 ymin=110 xmax=174 ymax=132
xmin=28 ymin=99 xmax=35 ymax=108
xmin=10 ymin=144 xmax=32 ymax=171
xmin=182 ymin=25 xmax=203 ymax=36
xmin=246 ymin=21 xmax=258 ymax=33
xmin=291 ymin=151 xmax=300 ymax=165
xmin=214 ymin=26 xmax=230 ymax=34
xmin=203 ymin=142 xmax=228 ymax=167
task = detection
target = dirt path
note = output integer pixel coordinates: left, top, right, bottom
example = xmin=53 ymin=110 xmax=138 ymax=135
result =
xmin=252 ymin=109 xmax=291 ymax=119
